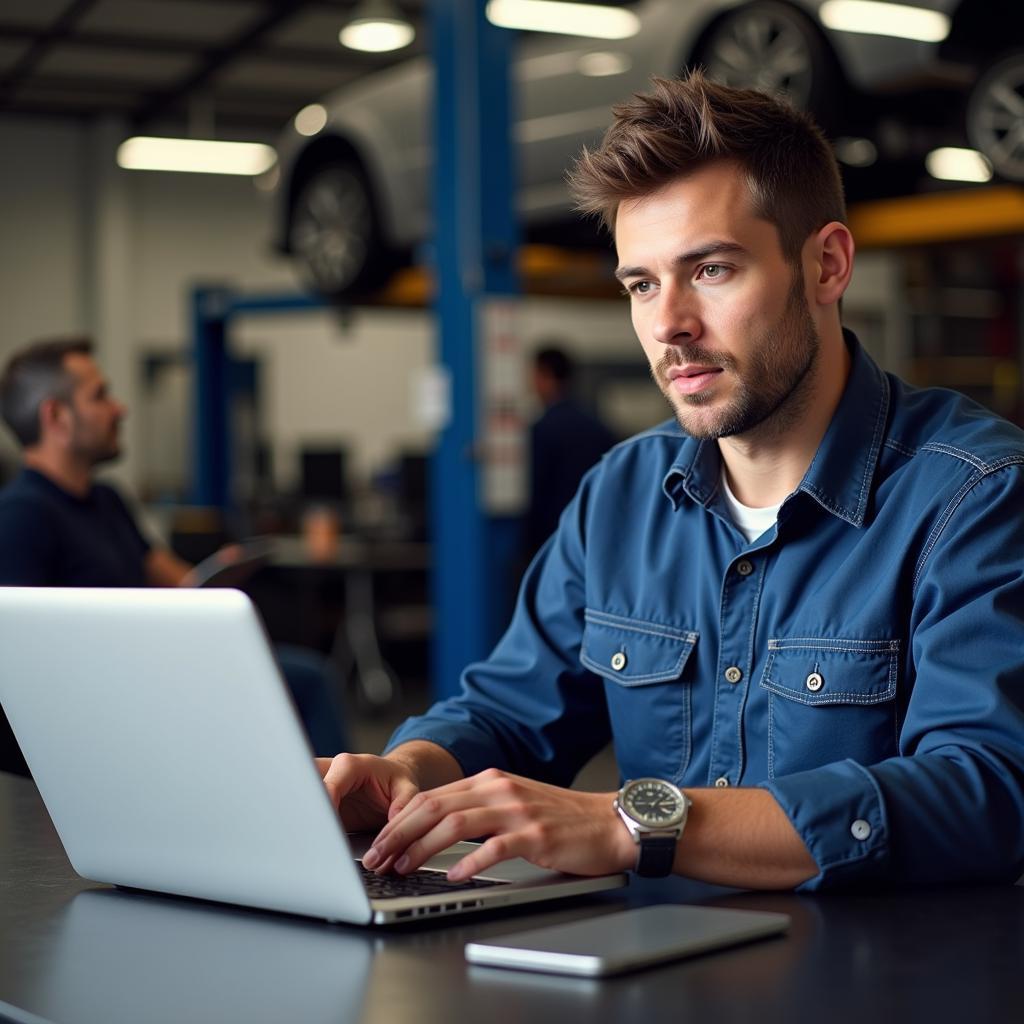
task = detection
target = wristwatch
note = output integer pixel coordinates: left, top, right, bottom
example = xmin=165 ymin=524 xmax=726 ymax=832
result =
xmin=614 ymin=778 xmax=691 ymax=877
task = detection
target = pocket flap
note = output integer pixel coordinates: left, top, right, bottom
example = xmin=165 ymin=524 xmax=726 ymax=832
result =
xmin=761 ymin=637 xmax=900 ymax=706
xmin=581 ymin=610 xmax=698 ymax=687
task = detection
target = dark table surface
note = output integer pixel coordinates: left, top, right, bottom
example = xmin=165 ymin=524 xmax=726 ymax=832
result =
xmin=1 ymin=772 xmax=1022 ymax=1024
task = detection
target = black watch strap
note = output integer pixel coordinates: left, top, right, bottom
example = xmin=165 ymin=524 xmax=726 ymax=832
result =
xmin=635 ymin=836 xmax=677 ymax=877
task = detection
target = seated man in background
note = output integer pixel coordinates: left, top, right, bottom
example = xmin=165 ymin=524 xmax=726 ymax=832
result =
xmin=0 ymin=338 xmax=194 ymax=588
xmin=0 ymin=337 xmax=345 ymax=773
xmin=320 ymin=73 xmax=1024 ymax=892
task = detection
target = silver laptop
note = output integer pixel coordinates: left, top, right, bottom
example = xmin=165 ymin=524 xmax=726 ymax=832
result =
xmin=0 ymin=587 xmax=625 ymax=925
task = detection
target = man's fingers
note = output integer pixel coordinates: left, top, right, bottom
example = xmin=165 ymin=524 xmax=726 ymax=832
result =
xmin=321 ymin=752 xmax=418 ymax=818
xmin=375 ymin=769 xmax=517 ymax=844
xmin=373 ymin=786 xmax=505 ymax=854
xmin=447 ymin=833 xmax=524 ymax=881
xmin=321 ymin=753 xmax=364 ymax=810
xmin=386 ymin=777 xmax=420 ymax=820
xmin=388 ymin=807 xmax=512 ymax=875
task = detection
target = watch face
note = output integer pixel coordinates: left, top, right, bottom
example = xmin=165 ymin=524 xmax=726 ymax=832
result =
xmin=621 ymin=779 xmax=685 ymax=828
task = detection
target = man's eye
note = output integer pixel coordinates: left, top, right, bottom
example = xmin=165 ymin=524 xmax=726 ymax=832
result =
xmin=700 ymin=264 xmax=726 ymax=280
xmin=626 ymin=281 xmax=652 ymax=296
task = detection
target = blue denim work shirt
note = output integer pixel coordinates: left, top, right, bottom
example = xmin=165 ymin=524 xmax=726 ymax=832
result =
xmin=388 ymin=332 xmax=1024 ymax=889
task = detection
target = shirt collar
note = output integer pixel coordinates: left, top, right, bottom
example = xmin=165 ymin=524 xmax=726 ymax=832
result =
xmin=19 ymin=466 xmax=95 ymax=505
xmin=662 ymin=330 xmax=889 ymax=527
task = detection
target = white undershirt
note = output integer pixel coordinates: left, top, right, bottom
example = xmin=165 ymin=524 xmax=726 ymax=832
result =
xmin=719 ymin=469 xmax=782 ymax=544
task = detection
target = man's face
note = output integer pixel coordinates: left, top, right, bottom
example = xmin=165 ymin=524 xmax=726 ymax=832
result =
xmin=60 ymin=353 xmax=125 ymax=465
xmin=615 ymin=162 xmax=820 ymax=442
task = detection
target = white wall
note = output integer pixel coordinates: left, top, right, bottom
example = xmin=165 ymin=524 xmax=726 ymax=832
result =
xmin=0 ymin=113 xmax=301 ymax=486
xmin=0 ymin=117 xmax=90 ymax=470
xmin=0 ymin=118 xmax=88 ymax=344
xmin=0 ymin=113 xmax=649 ymax=507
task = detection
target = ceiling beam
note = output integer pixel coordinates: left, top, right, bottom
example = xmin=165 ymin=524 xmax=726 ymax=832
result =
xmin=0 ymin=23 xmax=401 ymax=70
xmin=0 ymin=0 xmax=99 ymax=109
xmin=17 ymin=74 xmax=332 ymax=107
xmin=129 ymin=0 xmax=321 ymax=130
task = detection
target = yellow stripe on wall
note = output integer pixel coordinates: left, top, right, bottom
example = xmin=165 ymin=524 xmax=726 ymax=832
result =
xmin=849 ymin=187 xmax=1024 ymax=248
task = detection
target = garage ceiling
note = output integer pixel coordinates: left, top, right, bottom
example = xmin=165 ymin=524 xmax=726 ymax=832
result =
xmin=0 ymin=0 xmax=638 ymax=139
xmin=0 ymin=0 xmax=435 ymax=138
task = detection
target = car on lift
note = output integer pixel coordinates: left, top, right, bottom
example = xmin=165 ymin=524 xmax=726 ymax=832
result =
xmin=268 ymin=0 xmax=1022 ymax=299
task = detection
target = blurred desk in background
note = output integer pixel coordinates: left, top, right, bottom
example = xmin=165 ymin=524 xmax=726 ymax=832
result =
xmin=248 ymin=536 xmax=432 ymax=712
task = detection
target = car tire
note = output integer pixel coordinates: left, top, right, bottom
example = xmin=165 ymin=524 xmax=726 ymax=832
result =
xmin=288 ymin=158 xmax=395 ymax=299
xmin=690 ymin=1 xmax=839 ymax=129
xmin=966 ymin=51 xmax=1024 ymax=182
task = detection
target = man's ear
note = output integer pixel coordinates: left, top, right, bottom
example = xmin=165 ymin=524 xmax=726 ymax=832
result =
xmin=37 ymin=397 xmax=71 ymax=442
xmin=811 ymin=221 xmax=855 ymax=307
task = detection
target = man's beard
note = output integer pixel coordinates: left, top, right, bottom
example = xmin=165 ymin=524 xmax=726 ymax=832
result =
xmin=69 ymin=419 xmax=121 ymax=467
xmin=653 ymin=275 xmax=821 ymax=442
xmin=71 ymin=440 xmax=121 ymax=467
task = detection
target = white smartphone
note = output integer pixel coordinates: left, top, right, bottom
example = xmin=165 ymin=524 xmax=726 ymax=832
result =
xmin=465 ymin=904 xmax=790 ymax=977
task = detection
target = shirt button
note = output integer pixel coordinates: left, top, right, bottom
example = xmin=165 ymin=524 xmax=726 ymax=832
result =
xmin=736 ymin=559 xmax=754 ymax=577
xmin=724 ymin=665 xmax=743 ymax=684
xmin=805 ymin=671 xmax=824 ymax=692
xmin=714 ymin=777 xmax=730 ymax=787
xmin=851 ymin=819 xmax=872 ymax=841
xmin=611 ymin=651 xmax=627 ymax=671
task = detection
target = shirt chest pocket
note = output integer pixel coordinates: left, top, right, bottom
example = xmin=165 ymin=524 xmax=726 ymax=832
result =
xmin=760 ymin=637 xmax=901 ymax=779
xmin=581 ymin=610 xmax=699 ymax=783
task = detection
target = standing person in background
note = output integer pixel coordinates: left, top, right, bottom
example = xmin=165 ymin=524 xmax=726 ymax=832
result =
xmin=0 ymin=337 xmax=346 ymax=775
xmin=523 ymin=345 xmax=616 ymax=562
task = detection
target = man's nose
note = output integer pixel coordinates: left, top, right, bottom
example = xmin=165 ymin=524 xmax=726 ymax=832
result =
xmin=651 ymin=285 xmax=701 ymax=347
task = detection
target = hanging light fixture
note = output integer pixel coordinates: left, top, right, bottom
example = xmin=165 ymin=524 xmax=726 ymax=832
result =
xmin=925 ymin=147 xmax=993 ymax=183
xmin=340 ymin=0 xmax=416 ymax=53
xmin=116 ymin=137 xmax=277 ymax=175
xmin=116 ymin=93 xmax=278 ymax=176
xmin=819 ymin=1 xmax=950 ymax=43
xmin=486 ymin=0 xmax=640 ymax=39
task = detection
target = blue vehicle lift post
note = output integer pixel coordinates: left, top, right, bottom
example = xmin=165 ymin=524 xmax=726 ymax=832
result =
xmin=430 ymin=0 xmax=520 ymax=697
xmin=191 ymin=0 xmax=520 ymax=701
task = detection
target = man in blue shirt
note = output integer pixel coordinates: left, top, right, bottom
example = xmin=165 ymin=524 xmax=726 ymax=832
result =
xmin=320 ymin=73 xmax=1024 ymax=890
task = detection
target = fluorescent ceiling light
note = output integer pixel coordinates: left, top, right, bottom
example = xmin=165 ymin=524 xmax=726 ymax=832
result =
xmin=516 ymin=51 xmax=580 ymax=80
xmin=834 ymin=136 xmax=877 ymax=167
xmin=340 ymin=19 xmax=415 ymax=52
xmin=820 ymin=1 xmax=950 ymax=42
xmin=925 ymin=147 xmax=993 ymax=183
xmin=577 ymin=51 xmax=632 ymax=77
xmin=487 ymin=0 xmax=640 ymax=40
xmin=117 ymin=137 xmax=277 ymax=175
xmin=294 ymin=103 xmax=328 ymax=137
xmin=340 ymin=0 xmax=415 ymax=52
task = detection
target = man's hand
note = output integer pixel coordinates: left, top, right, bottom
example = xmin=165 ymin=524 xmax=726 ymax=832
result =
xmin=361 ymin=768 xmax=636 ymax=881
xmin=316 ymin=753 xmax=422 ymax=834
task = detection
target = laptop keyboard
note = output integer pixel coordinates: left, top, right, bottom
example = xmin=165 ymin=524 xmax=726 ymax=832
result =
xmin=357 ymin=862 xmax=508 ymax=900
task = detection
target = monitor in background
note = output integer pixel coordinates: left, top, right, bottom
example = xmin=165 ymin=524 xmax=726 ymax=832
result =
xmin=397 ymin=453 xmax=429 ymax=541
xmin=299 ymin=446 xmax=349 ymax=517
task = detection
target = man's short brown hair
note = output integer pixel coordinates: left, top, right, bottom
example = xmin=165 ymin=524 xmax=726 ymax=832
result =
xmin=0 ymin=337 xmax=93 ymax=448
xmin=567 ymin=71 xmax=846 ymax=264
